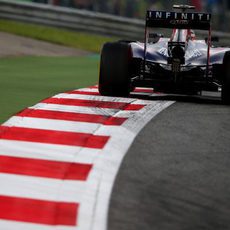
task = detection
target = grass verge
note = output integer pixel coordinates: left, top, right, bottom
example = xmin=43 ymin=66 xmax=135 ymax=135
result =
xmin=0 ymin=56 xmax=99 ymax=123
xmin=0 ymin=19 xmax=116 ymax=53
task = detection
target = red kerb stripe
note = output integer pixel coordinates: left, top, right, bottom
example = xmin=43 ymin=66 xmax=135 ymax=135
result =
xmin=42 ymin=98 xmax=145 ymax=111
xmin=0 ymin=126 xmax=109 ymax=149
xmin=66 ymin=90 xmax=100 ymax=96
xmin=0 ymin=195 xmax=78 ymax=226
xmin=0 ymin=156 xmax=92 ymax=180
xmin=17 ymin=109 xmax=127 ymax=126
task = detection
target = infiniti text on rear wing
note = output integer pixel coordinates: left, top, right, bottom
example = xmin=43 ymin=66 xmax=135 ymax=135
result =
xmin=146 ymin=11 xmax=211 ymax=30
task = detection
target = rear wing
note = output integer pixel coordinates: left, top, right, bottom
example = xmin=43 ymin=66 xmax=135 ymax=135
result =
xmin=146 ymin=11 xmax=211 ymax=30
xmin=143 ymin=10 xmax=212 ymax=78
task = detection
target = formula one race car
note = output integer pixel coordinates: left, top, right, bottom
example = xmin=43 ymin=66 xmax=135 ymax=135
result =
xmin=99 ymin=5 xmax=230 ymax=104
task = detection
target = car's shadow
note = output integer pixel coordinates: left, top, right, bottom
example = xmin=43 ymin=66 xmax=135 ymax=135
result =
xmin=130 ymin=92 xmax=224 ymax=105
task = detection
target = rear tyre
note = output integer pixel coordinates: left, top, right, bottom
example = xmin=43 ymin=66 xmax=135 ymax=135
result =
xmin=222 ymin=52 xmax=230 ymax=104
xmin=99 ymin=42 xmax=132 ymax=97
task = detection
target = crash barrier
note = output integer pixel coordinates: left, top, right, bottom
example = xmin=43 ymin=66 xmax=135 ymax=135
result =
xmin=0 ymin=0 xmax=229 ymax=45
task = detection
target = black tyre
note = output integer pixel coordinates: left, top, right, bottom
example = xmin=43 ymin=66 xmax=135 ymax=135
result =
xmin=222 ymin=52 xmax=230 ymax=104
xmin=99 ymin=42 xmax=132 ymax=97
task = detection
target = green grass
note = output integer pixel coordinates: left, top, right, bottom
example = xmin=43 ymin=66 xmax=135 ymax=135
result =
xmin=0 ymin=19 xmax=111 ymax=123
xmin=0 ymin=19 xmax=116 ymax=53
xmin=0 ymin=56 xmax=99 ymax=123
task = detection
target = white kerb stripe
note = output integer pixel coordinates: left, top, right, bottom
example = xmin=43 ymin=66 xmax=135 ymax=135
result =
xmin=3 ymin=116 xmax=101 ymax=134
xmin=0 ymin=220 xmax=78 ymax=230
xmin=30 ymin=103 xmax=119 ymax=116
xmin=54 ymin=93 xmax=137 ymax=103
xmin=0 ymin=140 xmax=101 ymax=164
xmin=0 ymin=173 xmax=86 ymax=203
xmin=73 ymin=88 xmax=98 ymax=93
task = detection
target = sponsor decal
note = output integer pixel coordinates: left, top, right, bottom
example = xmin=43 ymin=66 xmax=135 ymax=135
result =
xmin=186 ymin=49 xmax=202 ymax=58
xmin=158 ymin=47 xmax=168 ymax=57
xmin=148 ymin=11 xmax=211 ymax=21
xmin=170 ymin=20 xmax=189 ymax=25
xmin=146 ymin=11 xmax=211 ymax=29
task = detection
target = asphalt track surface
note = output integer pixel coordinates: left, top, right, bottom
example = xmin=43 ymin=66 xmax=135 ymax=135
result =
xmin=109 ymin=96 xmax=230 ymax=230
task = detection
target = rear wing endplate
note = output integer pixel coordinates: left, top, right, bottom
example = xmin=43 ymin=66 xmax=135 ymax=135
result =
xmin=146 ymin=11 xmax=211 ymax=30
